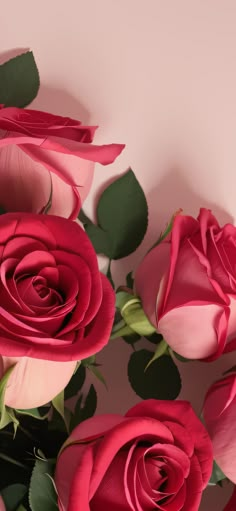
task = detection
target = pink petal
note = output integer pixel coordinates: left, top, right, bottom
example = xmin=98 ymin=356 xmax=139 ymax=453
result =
xmin=158 ymin=303 xmax=228 ymax=359
xmin=1 ymin=355 xmax=76 ymax=408
xmin=0 ymin=143 xmax=51 ymax=213
xmin=135 ymin=242 xmax=171 ymax=327
xmin=203 ymin=377 xmax=236 ymax=484
xmin=55 ymin=415 xmax=124 ymax=511
xmin=0 ymin=497 xmax=6 ymax=511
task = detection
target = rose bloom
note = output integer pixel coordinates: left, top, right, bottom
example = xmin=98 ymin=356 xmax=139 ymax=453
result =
xmin=0 ymin=106 xmax=124 ymax=218
xmin=135 ymin=208 xmax=236 ymax=361
xmin=203 ymin=372 xmax=236 ymax=484
xmin=55 ymin=399 xmax=213 ymax=511
xmin=223 ymin=487 xmax=236 ymax=511
xmin=0 ymin=212 xmax=114 ymax=409
xmin=0 ymin=497 xmax=5 ymax=511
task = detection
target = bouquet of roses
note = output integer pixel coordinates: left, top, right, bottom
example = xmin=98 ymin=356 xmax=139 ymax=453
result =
xmin=0 ymin=49 xmax=235 ymax=511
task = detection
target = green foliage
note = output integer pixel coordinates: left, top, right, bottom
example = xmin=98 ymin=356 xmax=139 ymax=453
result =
xmin=79 ymin=169 xmax=148 ymax=259
xmin=128 ymin=349 xmax=181 ymax=400
xmin=0 ymin=51 xmax=40 ymax=107
xmin=29 ymin=458 xmax=58 ymax=511
xmin=0 ymin=366 xmax=19 ymax=431
xmin=1 ymin=483 xmax=27 ymax=511
xmin=209 ymin=461 xmax=227 ymax=486
xmin=64 ymin=364 xmax=86 ymax=400
xmin=70 ymin=384 xmax=97 ymax=432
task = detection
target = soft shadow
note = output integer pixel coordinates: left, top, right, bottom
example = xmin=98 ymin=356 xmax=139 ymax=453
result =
xmin=32 ymin=85 xmax=91 ymax=124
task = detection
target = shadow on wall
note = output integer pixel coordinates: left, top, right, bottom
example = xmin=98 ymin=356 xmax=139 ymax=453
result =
xmin=110 ymin=167 xmax=233 ymax=286
xmin=0 ymin=47 xmax=91 ymax=124
xmin=32 ymin=85 xmax=91 ymax=124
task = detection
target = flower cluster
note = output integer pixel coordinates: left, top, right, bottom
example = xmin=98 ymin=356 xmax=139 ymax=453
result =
xmin=0 ymin=50 xmax=235 ymax=511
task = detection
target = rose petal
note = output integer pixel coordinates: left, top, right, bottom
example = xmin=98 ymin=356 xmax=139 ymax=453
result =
xmin=158 ymin=303 xmax=228 ymax=359
xmin=135 ymin=242 xmax=171 ymax=327
xmin=1 ymin=355 xmax=76 ymax=409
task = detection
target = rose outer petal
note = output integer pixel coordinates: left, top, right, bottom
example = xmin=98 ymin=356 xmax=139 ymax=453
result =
xmin=135 ymin=243 xmax=171 ymax=327
xmin=1 ymin=356 xmax=76 ymax=409
xmin=158 ymin=303 xmax=228 ymax=359
xmin=0 ymin=497 xmax=5 ymax=511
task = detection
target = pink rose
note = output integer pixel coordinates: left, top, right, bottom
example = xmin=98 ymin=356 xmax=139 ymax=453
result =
xmin=55 ymin=400 xmax=213 ymax=511
xmin=223 ymin=488 xmax=236 ymax=511
xmin=0 ymin=106 xmax=125 ymax=218
xmin=0 ymin=212 xmax=114 ymax=409
xmin=0 ymin=497 xmax=5 ymax=511
xmin=203 ymin=373 xmax=236 ymax=484
xmin=135 ymin=208 xmax=236 ymax=360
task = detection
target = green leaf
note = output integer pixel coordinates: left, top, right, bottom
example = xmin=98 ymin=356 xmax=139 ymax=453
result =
xmin=97 ymin=169 xmax=148 ymax=259
xmin=16 ymin=506 xmax=27 ymax=511
xmin=70 ymin=384 xmax=97 ymax=431
xmin=0 ymin=365 xmax=16 ymax=429
xmin=84 ymin=224 xmax=112 ymax=255
xmin=88 ymin=365 xmax=107 ymax=389
xmin=29 ymin=459 xmax=58 ymax=511
xmin=208 ymin=461 xmax=227 ymax=485
xmin=116 ymin=291 xmax=135 ymax=310
xmin=145 ymin=339 xmax=169 ymax=370
xmin=128 ymin=350 xmax=182 ymax=400
xmin=16 ymin=407 xmax=49 ymax=420
xmin=122 ymin=332 xmax=141 ymax=345
xmin=79 ymin=169 xmax=148 ymax=260
xmin=64 ymin=364 xmax=86 ymax=400
xmin=1 ymin=484 xmax=27 ymax=511
xmin=82 ymin=355 xmax=96 ymax=366
xmin=0 ymin=51 xmax=40 ymax=107
xmin=171 ymin=351 xmax=192 ymax=363
xmin=52 ymin=390 xmax=64 ymax=421
xmin=145 ymin=332 xmax=164 ymax=345
xmin=121 ymin=299 xmax=156 ymax=336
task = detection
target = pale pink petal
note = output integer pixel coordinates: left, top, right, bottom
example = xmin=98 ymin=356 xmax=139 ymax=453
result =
xmin=158 ymin=304 xmax=227 ymax=359
xmin=135 ymin=243 xmax=171 ymax=327
xmin=1 ymin=356 xmax=76 ymax=409
xmin=0 ymin=143 xmax=50 ymax=213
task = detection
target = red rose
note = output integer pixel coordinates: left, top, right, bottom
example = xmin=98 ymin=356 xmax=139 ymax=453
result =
xmin=0 ymin=107 xmax=124 ymax=218
xmin=0 ymin=212 xmax=114 ymax=409
xmin=135 ymin=208 xmax=236 ymax=361
xmin=55 ymin=400 xmax=213 ymax=511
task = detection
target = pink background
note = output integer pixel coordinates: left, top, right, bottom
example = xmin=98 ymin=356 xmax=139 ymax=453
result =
xmin=2 ymin=1 xmax=236 ymax=508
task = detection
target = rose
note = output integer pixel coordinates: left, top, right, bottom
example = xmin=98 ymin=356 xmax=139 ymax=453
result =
xmin=135 ymin=208 xmax=236 ymax=361
xmin=0 ymin=106 xmax=125 ymax=218
xmin=0 ymin=497 xmax=5 ymax=511
xmin=55 ymin=399 xmax=213 ymax=511
xmin=203 ymin=373 xmax=236 ymax=484
xmin=223 ymin=488 xmax=236 ymax=510
xmin=0 ymin=212 xmax=114 ymax=409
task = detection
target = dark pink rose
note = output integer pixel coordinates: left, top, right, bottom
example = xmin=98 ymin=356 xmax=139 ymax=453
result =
xmin=136 ymin=208 xmax=236 ymax=360
xmin=55 ymin=399 xmax=213 ymax=511
xmin=0 ymin=212 xmax=114 ymax=408
xmin=203 ymin=373 xmax=236 ymax=484
xmin=0 ymin=106 xmax=125 ymax=218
